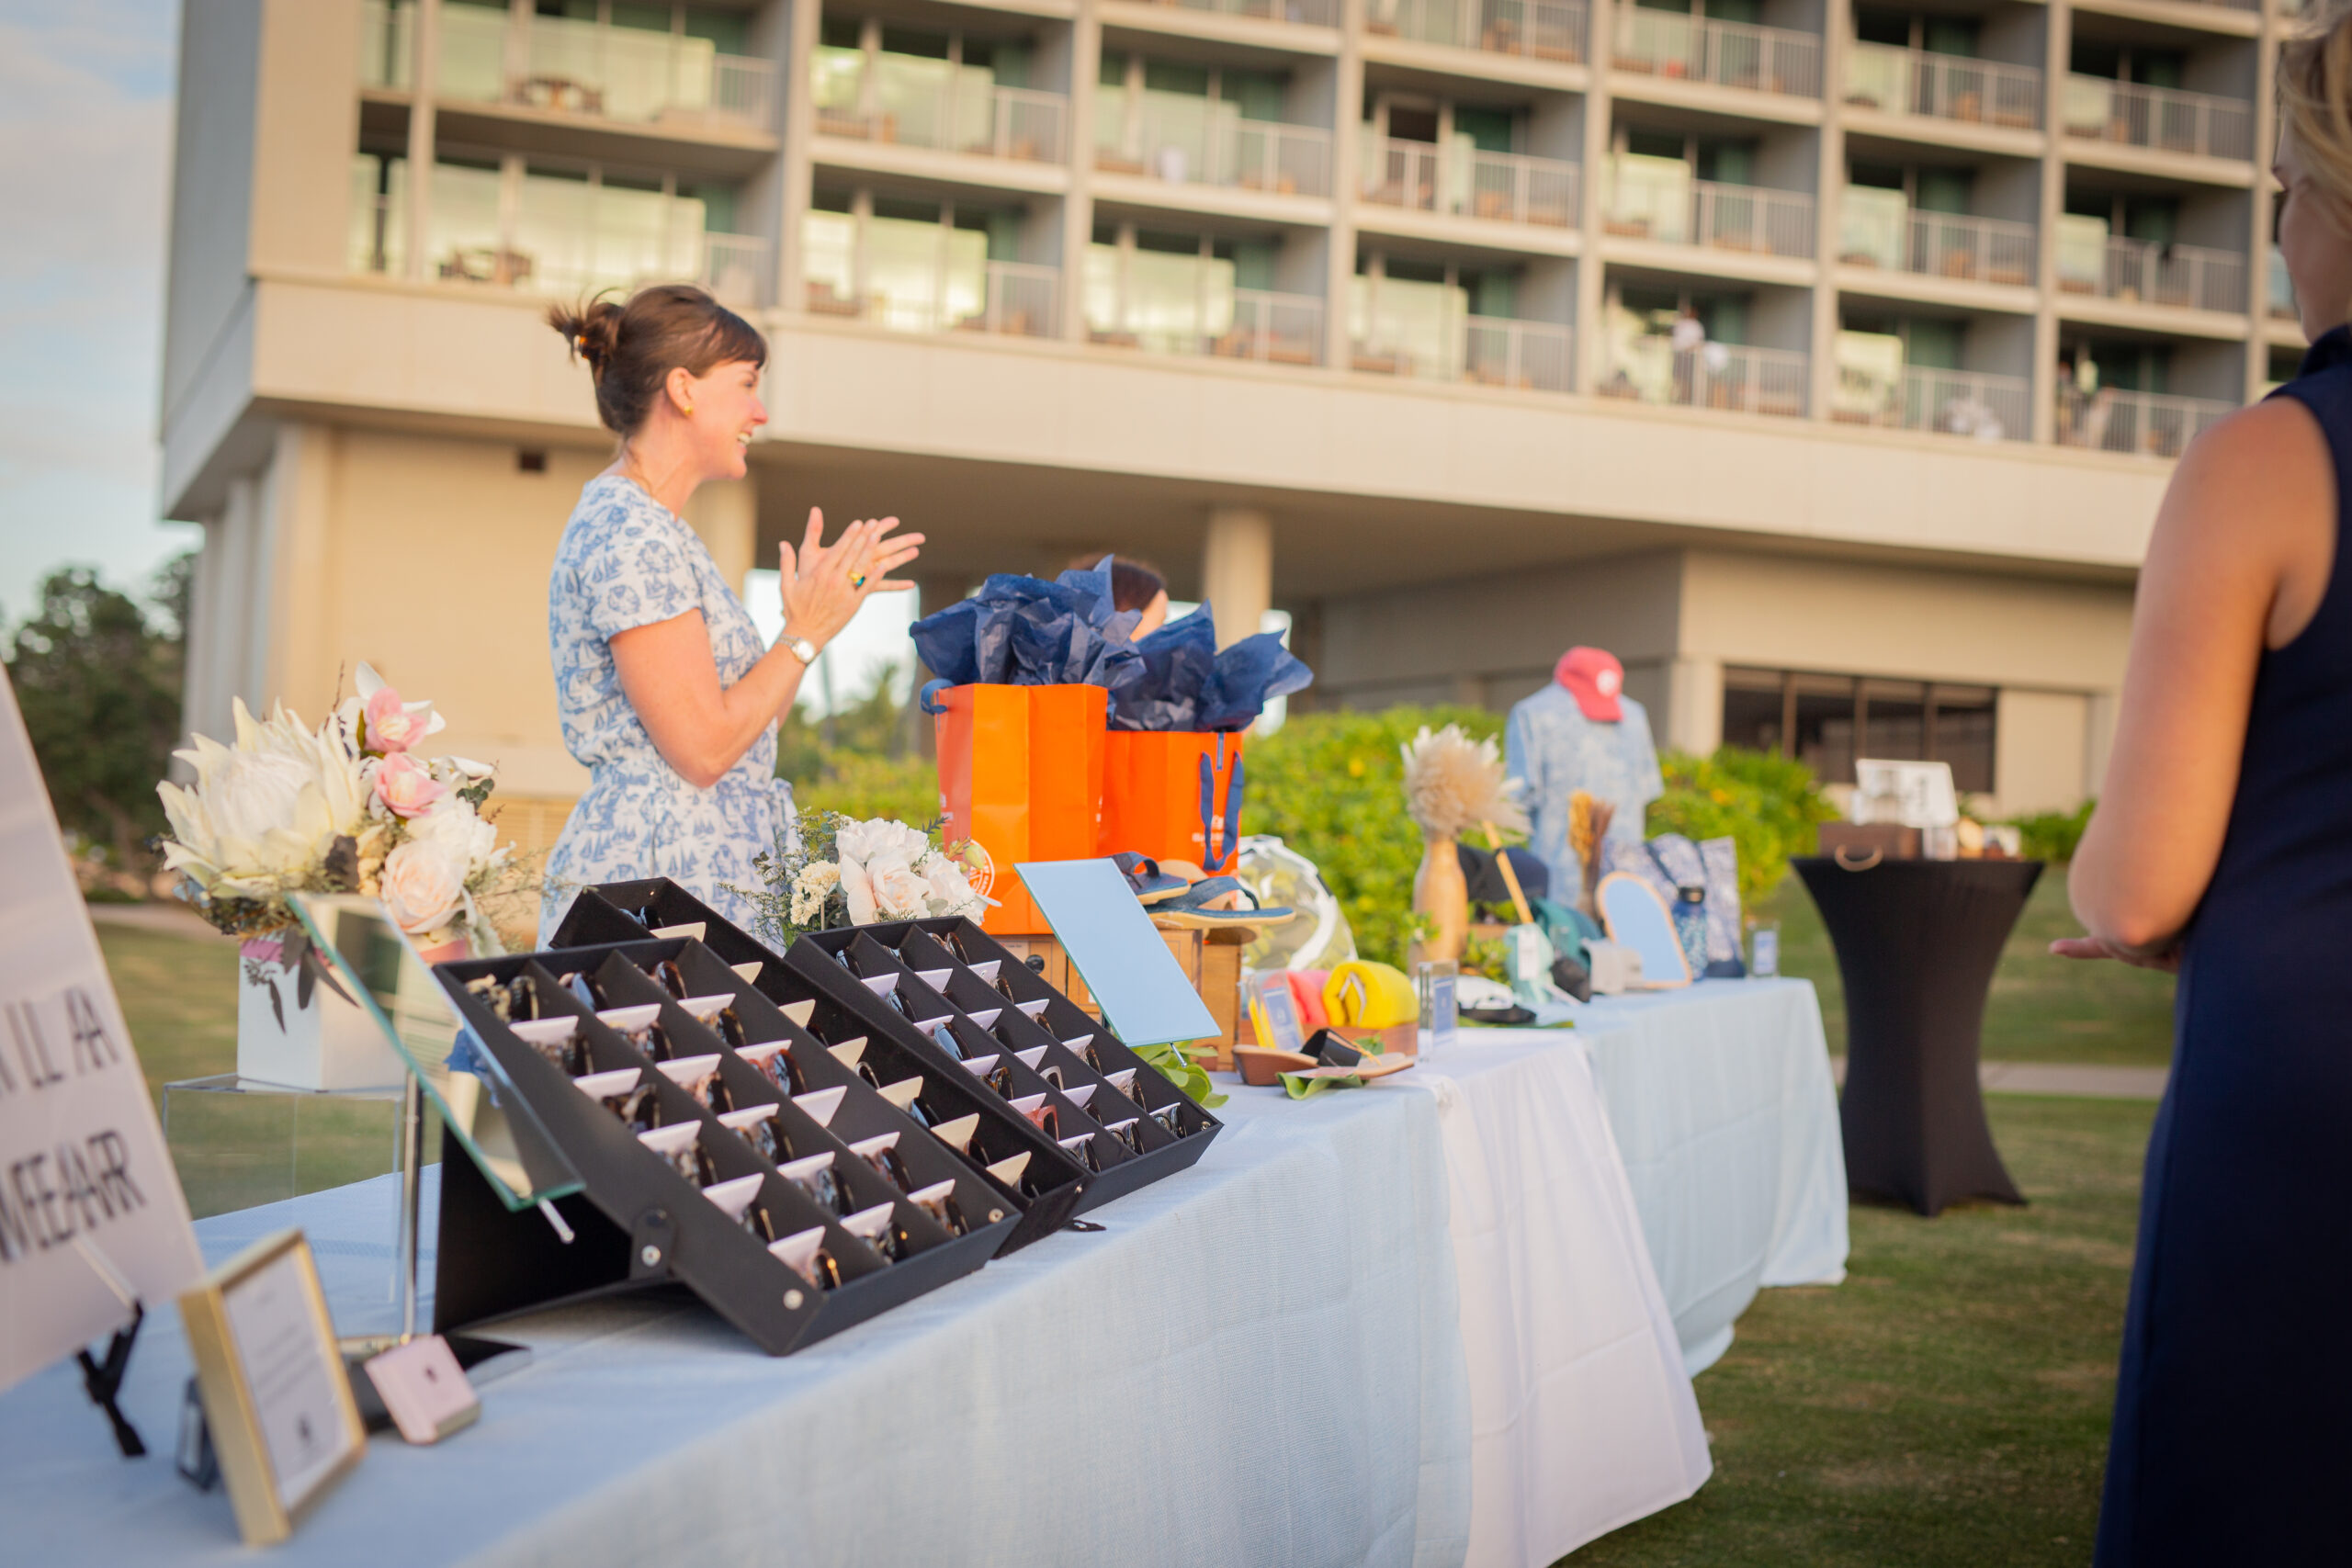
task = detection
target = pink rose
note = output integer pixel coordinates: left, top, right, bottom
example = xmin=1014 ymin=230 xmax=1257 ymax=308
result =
xmin=365 ymin=686 xmax=434 ymax=753
xmin=374 ymin=752 xmax=446 ymax=819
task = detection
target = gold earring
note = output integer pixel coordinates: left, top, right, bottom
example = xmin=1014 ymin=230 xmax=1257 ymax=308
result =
xmin=684 ymin=403 xmax=695 ymax=416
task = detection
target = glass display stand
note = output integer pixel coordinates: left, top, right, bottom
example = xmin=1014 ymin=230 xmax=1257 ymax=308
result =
xmin=161 ymin=1073 xmax=409 ymax=1233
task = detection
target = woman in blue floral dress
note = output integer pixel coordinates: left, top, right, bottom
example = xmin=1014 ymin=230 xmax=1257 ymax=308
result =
xmin=537 ymin=286 xmax=922 ymax=943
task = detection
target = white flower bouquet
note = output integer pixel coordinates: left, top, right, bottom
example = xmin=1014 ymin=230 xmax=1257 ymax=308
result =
xmin=741 ymin=808 xmax=989 ymax=946
xmin=156 ymin=664 xmax=519 ymax=977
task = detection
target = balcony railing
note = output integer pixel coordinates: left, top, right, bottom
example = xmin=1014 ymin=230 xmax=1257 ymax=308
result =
xmin=1351 ymin=316 xmax=1574 ymax=391
xmin=394 ymin=1 xmax=777 ymax=130
xmin=1843 ymin=43 xmax=2041 ymax=130
xmin=806 ymin=259 xmax=1060 ymax=338
xmin=1359 ymin=138 xmax=1579 ymax=227
xmin=1839 ymin=206 xmax=2037 ymax=285
xmin=700 ymin=233 xmax=769 ymax=307
xmin=2054 ymin=386 xmax=2234 ymax=458
xmin=1090 ymin=288 xmax=1326 ymax=365
xmin=1098 ymin=102 xmax=1332 ymax=197
xmin=1365 ymin=0 xmax=1587 ymax=63
xmin=816 ymin=69 xmax=1069 ymax=164
xmin=2271 ymin=249 xmax=2299 ymax=322
xmin=1836 ymin=365 xmax=2030 ymax=440
xmin=2063 ymin=76 xmax=2253 ymax=162
xmin=1148 ymin=0 xmax=1340 ymax=26
xmin=1612 ymin=12 xmax=1822 ymax=99
xmin=2057 ymin=236 xmax=2248 ymax=313
xmin=1600 ymin=339 xmax=1810 ymax=417
xmin=1604 ymin=171 xmax=1814 ymax=258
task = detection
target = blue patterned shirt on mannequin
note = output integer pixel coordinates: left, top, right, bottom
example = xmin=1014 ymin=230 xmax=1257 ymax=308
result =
xmin=537 ymin=475 xmax=797 ymax=944
xmin=1506 ymin=647 xmax=1664 ymax=897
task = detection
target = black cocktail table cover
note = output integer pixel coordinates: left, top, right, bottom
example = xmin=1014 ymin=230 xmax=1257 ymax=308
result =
xmin=1793 ymin=856 xmax=2043 ymax=1216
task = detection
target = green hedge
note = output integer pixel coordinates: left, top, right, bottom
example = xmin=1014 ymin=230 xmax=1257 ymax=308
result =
xmin=2007 ymin=800 xmax=2095 ymax=863
xmin=1241 ymin=708 xmax=1836 ymax=965
xmin=1238 ymin=706 xmax=1502 ymax=967
xmin=1650 ymin=746 xmax=1841 ymax=911
xmin=789 ymin=753 xmax=941 ymax=829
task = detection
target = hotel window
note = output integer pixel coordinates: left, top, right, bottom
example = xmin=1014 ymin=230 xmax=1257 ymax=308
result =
xmin=1721 ymin=667 xmax=1996 ymax=792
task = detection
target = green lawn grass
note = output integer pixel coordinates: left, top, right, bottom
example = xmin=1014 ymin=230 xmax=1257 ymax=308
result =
xmin=100 ymin=920 xmax=401 ymax=1219
xmin=1759 ymin=870 xmax=2177 ymax=1068
xmin=1573 ymin=1094 xmax=2151 ymax=1567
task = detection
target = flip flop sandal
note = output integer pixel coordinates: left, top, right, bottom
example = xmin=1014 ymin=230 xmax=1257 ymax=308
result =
xmin=1151 ymin=880 xmax=1296 ymax=929
xmin=1110 ymin=852 xmax=1188 ymax=905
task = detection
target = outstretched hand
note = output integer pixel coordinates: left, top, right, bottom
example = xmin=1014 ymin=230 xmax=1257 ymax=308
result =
xmin=776 ymin=506 xmax=924 ymax=649
xmin=2050 ymin=933 xmax=2182 ymax=973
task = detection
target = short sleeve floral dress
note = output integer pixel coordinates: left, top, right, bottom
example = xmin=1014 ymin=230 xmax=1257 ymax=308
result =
xmin=537 ymin=475 xmax=795 ymax=944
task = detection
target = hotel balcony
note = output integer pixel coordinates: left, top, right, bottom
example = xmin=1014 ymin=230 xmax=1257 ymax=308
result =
xmin=1139 ymin=0 xmax=1342 ymax=28
xmin=362 ymin=1 xmax=776 ymax=132
xmin=2057 ymin=230 xmax=2248 ymax=314
xmin=1599 ymin=337 xmax=1809 ymax=416
xmin=1351 ymin=312 xmax=1575 ymax=390
xmin=1839 ymin=199 xmax=2036 ymax=287
xmin=1095 ymin=93 xmax=1334 ymax=198
xmin=1365 ymin=0 xmax=1589 ymax=64
xmin=1833 ymin=363 xmax=2030 ymax=440
xmin=813 ymin=51 xmax=1068 ymax=165
xmin=2270 ymin=249 xmax=2300 ymax=324
xmin=1358 ymin=138 xmax=1580 ymax=228
xmin=1611 ymin=12 xmax=1823 ymax=101
xmin=2052 ymin=384 xmax=2234 ymax=457
xmin=1843 ymin=44 xmax=2041 ymax=131
xmin=805 ymin=256 xmax=1058 ymax=337
xmin=1085 ymin=246 xmax=1326 ymax=364
xmin=2062 ymin=76 xmax=2253 ymax=163
xmin=353 ymin=154 xmax=767 ymax=306
xmin=1604 ymin=163 xmax=1815 ymax=259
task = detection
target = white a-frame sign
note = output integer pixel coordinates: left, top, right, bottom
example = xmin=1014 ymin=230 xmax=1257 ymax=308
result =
xmin=0 ymin=664 xmax=203 ymax=1396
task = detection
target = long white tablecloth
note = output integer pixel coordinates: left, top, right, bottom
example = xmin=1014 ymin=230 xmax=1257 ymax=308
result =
xmin=0 ymin=981 xmax=1838 ymax=1566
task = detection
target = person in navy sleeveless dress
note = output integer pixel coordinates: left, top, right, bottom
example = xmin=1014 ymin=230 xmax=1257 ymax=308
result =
xmin=2060 ymin=28 xmax=2352 ymax=1562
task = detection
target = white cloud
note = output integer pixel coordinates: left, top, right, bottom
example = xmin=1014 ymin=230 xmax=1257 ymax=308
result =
xmin=0 ymin=3 xmax=185 ymax=626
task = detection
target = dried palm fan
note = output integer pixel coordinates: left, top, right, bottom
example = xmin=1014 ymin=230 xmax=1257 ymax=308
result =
xmin=1568 ymin=789 xmax=1616 ymax=917
xmin=1401 ymin=727 xmax=1530 ymax=963
xmin=1400 ymin=726 xmax=1529 ymax=842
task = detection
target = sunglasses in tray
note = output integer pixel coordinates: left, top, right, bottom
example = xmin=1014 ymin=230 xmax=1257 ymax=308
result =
xmin=434 ymin=938 xmax=1061 ymax=1355
xmin=560 ymin=883 xmax=1221 ymax=1214
xmin=787 ymin=919 xmax=1222 ymax=1215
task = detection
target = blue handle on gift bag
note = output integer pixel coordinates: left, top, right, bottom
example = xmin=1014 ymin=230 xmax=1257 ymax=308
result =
xmin=920 ymin=679 xmax=954 ymax=716
xmin=1221 ymin=755 xmax=1244 ymax=869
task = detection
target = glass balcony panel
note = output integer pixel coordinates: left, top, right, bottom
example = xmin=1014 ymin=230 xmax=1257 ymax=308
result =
xmin=1603 ymin=153 xmax=1691 ymax=244
xmin=360 ymin=0 xmax=414 ymax=89
xmin=803 ymin=210 xmax=859 ymax=315
xmin=2056 ymin=213 xmax=2109 ymax=295
xmin=1351 ymin=275 xmax=1467 ymax=378
xmin=1839 ymin=186 xmax=1905 ymax=268
xmin=426 ymin=162 xmax=508 ymax=283
xmin=1830 ymin=329 xmax=1905 ymax=424
xmin=437 ymin=1 xmax=508 ymax=104
xmin=2064 ymin=76 xmax=2252 ymax=162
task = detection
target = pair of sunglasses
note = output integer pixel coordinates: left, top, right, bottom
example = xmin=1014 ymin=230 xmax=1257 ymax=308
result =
xmin=655 ymin=960 xmax=691 ymax=999
xmin=464 ymin=973 xmax=540 ymax=1023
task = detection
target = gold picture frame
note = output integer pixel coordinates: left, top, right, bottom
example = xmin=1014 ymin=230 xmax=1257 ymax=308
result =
xmin=177 ymin=1229 xmax=366 ymax=1545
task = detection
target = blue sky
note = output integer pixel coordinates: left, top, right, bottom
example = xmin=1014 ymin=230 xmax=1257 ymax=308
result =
xmin=0 ymin=1 xmax=198 ymax=627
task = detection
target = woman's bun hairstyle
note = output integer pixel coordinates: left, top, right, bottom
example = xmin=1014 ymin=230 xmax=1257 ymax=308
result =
xmin=2280 ymin=1 xmax=2352 ymax=220
xmin=548 ymin=284 xmax=767 ymax=438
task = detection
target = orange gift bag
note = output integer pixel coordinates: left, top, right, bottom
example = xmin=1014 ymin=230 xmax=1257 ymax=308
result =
xmin=928 ymin=682 xmax=1107 ymax=933
xmin=1099 ymin=728 xmax=1246 ymax=875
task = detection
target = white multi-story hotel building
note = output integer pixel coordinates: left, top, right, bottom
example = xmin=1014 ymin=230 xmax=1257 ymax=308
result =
xmin=164 ymin=0 xmax=2308 ymax=825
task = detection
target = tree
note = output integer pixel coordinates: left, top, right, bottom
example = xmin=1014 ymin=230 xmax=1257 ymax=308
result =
xmin=4 ymin=560 xmax=190 ymax=869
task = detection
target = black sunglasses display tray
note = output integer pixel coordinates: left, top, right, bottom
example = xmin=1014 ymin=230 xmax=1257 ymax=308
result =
xmin=560 ymin=882 xmax=1224 ymax=1215
xmin=430 ymin=936 xmax=1082 ymax=1356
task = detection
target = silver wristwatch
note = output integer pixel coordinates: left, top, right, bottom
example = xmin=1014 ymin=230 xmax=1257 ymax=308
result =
xmin=782 ymin=630 xmax=820 ymax=665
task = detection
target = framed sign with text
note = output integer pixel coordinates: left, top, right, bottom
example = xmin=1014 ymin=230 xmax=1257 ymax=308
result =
xmin=178 ymin=1229 xmax=365 ymax=1544
xmin=0 ymin=665 xmax=203 ymax=1397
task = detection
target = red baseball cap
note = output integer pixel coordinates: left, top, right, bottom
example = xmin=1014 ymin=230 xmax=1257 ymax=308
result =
xmin=1555 ymin=647 xmax=1624 ymax=721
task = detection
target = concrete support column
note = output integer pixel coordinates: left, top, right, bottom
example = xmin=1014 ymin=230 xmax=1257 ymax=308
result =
xmin=1326 ymin=0 xmax=1367 ymax=371
xmin=265 ymin=423 xmax=340 ymax=721
xmin=1663 ymin=654 xmax=1724 ymax=755
xmin=1811 ymin=0 xmax=1854 ymax=423
xmin=1201 ymin=505 xmax=1273 ymax=649
xmin=1577 ymin=0 xmax=1614 ymax=390
xmin=404 ymin=0 xmax=441 ymax=284
xmin=2031 ymin=1 xmax=2068 ymax=444
xmin=175 ymin=517 xmax=226 ymax=767
xmin=684 ymin=475 xmax=760 ymax=593
xmin=1060 ymin=6 xmax=1101 ymax=342
xmin=778 ymin=0 xmax=820 ymax=312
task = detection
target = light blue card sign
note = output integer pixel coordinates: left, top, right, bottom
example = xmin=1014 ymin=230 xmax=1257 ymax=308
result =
xmin=1016 ymin=859 xmax=1221 ymax=1047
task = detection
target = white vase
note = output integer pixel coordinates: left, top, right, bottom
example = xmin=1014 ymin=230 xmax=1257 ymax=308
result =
xmin=235 ymin=934 xmax=406 ymax=1090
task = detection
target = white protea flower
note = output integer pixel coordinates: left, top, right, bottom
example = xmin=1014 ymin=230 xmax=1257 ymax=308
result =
xmin=155 ymin=699 xmax=370 ymax=900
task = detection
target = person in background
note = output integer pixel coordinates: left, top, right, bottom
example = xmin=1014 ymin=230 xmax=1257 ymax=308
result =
xmin=1066 ymin=554 xmax=1171 ymax=637
xmin=537 ymin=285 xmax=921 ymax=943
xmin=2057 ymin=19 xmax=2352 ymax=1559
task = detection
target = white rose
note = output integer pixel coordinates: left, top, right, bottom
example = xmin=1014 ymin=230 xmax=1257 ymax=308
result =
xmin=407 ymin=799 xmax=498 ymax=872
xmin=839 ymin=818 xmax=928 ymax=867
xmin=838 ymin=856 xmax=878 ymax=925
xmin=380 ymin=834 xmax=469 ymax=937
xmin=866 ymin=854 xmax=928 ymax=921
xmin=920 ymin=855 xmax=978 ymax=917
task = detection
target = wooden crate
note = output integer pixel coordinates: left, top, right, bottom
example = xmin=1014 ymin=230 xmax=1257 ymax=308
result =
xmin=987 ymin=928 xmax=1247 ymax=1069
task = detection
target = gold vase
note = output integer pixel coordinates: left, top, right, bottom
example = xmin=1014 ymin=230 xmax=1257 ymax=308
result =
xmin=1413 ymin=835 xmax=1469 ymax=964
